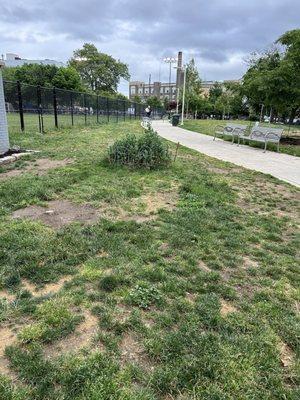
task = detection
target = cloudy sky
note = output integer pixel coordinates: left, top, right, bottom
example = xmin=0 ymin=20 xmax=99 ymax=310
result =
xmin=1 ymin=0 xmax=299 ymax=94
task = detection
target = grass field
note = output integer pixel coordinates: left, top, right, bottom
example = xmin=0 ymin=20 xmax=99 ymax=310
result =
xmin=6 ymin=111 xmax=136 ymax=134
xmin=0 ymin=121 xmax=299 ymax=399
xmin=182 ymin=119 xmax=300 ymax=157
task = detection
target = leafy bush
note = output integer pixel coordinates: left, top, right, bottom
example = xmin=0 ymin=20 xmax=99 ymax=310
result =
xmin=108 ymin=130 xmax=171 ymax=169
xmin=127 ymin=283 xmax=162 ymax=309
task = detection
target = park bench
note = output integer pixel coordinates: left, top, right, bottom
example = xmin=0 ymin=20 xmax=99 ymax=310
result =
xmin=141 ymin=117 xmax=152 ymax=130
xmin=238 ymin=126 xmax=283 ymax=152
xmin=214 ymin=123 xmax=248 ymax=143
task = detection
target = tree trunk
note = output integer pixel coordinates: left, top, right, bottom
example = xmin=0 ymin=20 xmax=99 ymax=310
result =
xmin=288 ymin=108 xmax=297 ymax=125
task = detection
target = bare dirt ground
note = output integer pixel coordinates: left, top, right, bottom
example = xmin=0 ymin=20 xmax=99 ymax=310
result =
xmin=12 ymin=200 xmax=101 ymax=229
xmin=0 ymin=158 xmax=73 ymax=181
xmin=44 ymin=310 xmax=99 ymax=359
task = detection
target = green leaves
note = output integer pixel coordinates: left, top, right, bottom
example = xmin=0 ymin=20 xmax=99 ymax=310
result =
xmin=108 ymin=130 xmax=171 ymax=169
xmin=69 ymin=43 xmax=130 ymax=94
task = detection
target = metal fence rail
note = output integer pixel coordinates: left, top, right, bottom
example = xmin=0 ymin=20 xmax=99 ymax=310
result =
xmin=4 ymin=80 xmax=164 ymax=133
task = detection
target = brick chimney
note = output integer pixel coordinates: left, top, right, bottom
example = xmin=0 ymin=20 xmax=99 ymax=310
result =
xmin=176 ymin=51 xmax=183 ymax=88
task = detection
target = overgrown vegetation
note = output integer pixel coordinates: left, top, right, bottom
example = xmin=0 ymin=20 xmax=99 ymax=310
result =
xmin=0 ymin=121 xmax=299 ymax=399
xmin=108 ymin=129 xmax=171 ymax=168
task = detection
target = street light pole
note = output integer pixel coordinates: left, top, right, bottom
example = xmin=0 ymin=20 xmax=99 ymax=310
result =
xmin=163 ymin=57 xmax=177 ymax=108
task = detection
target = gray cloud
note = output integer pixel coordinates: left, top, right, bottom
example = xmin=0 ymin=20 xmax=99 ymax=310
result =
xmin=1 ymin=0 xmax=299 ymax=94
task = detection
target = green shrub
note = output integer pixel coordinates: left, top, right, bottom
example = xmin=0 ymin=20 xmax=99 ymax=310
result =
xmin=127 ymin=283 xmax=162 ymax=309
xmin=108 ymin=130 xmax=171 ymax=169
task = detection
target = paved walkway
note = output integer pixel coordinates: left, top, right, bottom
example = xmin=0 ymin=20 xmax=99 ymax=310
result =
xmin=152 ymin=121 xmax=300 ymax=188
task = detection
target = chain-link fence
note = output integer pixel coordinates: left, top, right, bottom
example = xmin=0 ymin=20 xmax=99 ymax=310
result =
xmin=4 ymin=80 xmax=165 ymax=133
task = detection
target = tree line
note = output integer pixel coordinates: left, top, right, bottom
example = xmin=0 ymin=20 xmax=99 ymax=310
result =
xmin=3 ymin=43 xmax=130 ymax=100
xmin=136 ymin=29 xmax=299 ymax=123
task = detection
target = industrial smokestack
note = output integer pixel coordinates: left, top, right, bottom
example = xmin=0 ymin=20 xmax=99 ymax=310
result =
xmin=176 ymin=51 xmax=183 ymax=88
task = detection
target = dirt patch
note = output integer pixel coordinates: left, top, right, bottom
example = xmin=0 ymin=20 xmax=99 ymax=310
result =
xmin=120 ymin=333 xmax=152 ymax=369
xmin=114 ymin=304 xmax=132 ymax=324
xmin=0 ymin=289 xmax=15 ymax=301
xmin=220 ymin=299 xmax=237 ymax=316
xmin=198 ymin=260 xmax=211 ymax=272
xmin=12 ymin=200 xmax=101 ymax=229
xmin=136 ymin=191 xmax=178 ymax=214
xmin=22 ymin=275 xmax=73 ymax=297
xmin=206 ymin=165 xmax=243 ymax=175
xmin=185 ymin=292 xmax=197 ymax=304
xmin=279 ymin=342 xmax=294 ymax=367
xmin=44 ymin=311 xmax=99 ymax=359
xmin=0 ymin=326 xmax=17 ymax=376
xmin=96 ymin=189 xmax=178 ymax=224
xmin=0 ymin=158 xmax=73 ymax=181
xmin=243 ymin=257 xmax=259 ymax=269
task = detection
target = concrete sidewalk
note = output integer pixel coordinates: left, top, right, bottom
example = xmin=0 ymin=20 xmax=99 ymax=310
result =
xmin=152 ymin=121 xmax=300 ymax=188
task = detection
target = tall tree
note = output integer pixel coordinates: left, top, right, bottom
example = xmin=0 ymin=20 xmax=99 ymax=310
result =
xmin=184 ymin=59 xmax=202 ymax=114
xmin=276 ymin=29 xmax=300 ymax=123
xmin=3 ymin=64 xmax=82 ymax=91
xmin=52 ymin=67 xmax=82 ymax=91
xmin=69 ymin=43 xmax=130 ymax=94
xmin=242 ymin=29 xmax=300 ymax=123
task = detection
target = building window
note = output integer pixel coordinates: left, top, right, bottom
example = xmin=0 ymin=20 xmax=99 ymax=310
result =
xmin=138 ymin=88 xmax=143 ymax=94
xmin=130 ymin=87 xmax=136 ymax=95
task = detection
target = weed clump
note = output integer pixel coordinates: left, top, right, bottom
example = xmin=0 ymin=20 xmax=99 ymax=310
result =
xmin=127 ymin=283 xmax=162 ymax=309
xmin=108 ymin=130 xmax=171 ymax=169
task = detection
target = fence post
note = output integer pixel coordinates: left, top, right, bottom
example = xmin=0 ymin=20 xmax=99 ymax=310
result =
xmin=17 ymin=81 xmax=25 ymax=132
xmin=70 ymin=92 xmax=74 ymax=126
xmin=37 ymin=85 xmax=44 ymax=133
xmin=116 ymin=99 xmax=119 ymax=123
xmin=123 ymin=100 xmax=126 ymax=121
xmin=134 ymin=102 xmax=137 ymax=120
xmin=83 ymin=93 xmax=87 ymax=125
xmin=107 ymin=97 xmax=110 ymax=123
xmin=96 ymin=95 xmax=99 ymax=123
xmin=53 ymin=87 xmax=58 ymax=128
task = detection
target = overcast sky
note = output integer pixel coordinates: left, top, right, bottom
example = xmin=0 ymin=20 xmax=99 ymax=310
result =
xmin=1 ymin=0 xmax=299 ymax=95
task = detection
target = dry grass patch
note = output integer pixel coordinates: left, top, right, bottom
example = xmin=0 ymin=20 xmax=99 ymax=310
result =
xmin=22 ymin=275 xmax=73 ymax=297
xmin=44 ymin=310 xmax=99 ymax=359
xmin=220 ymin=299 xmax=237 ymax=316
xmin=120 ymin=333 xmax=152 ymax=370
xmin=279 ymin=341 xmax=294 ymax=368
xmin=0 ymin=326 xmax=17 ymax=376
xmin=12 ymin=200 xmax=101 ymax=229
xmin=0 ymin=158 xmax=73 ymax=181
xmin=96 ymin=189 xmax=178 ymax=224
xmin=198 ymin=260 xmax=211 ymax=272
xmin=0 ymin=289 xmax=15 ymax=302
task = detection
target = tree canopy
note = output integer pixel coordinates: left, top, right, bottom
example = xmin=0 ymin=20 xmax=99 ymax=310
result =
xmin=69 ymin=43 xmax=130 ymax=95
xmin=242 ymin=29 xmax=300 ymax=122
xmin=3 ymin=64 xmax=82 ymax=91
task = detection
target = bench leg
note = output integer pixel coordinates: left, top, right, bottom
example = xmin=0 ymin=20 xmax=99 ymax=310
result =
xmin=264 ymin=141 xmax=267 ymax=153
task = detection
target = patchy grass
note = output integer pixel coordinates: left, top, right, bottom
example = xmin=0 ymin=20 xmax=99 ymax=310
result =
xmin=0 ymin=121 xmax=299 ymax=399
xmin=182 ymin=119 xmax=300 ymax=157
